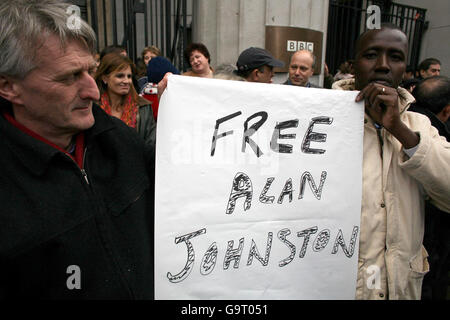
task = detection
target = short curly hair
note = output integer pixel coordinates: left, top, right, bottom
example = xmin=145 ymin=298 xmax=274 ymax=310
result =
xmin=184 ymin=43 xmax=211 ymax=67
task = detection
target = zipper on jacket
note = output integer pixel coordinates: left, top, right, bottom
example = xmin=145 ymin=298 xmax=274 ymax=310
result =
xmin=81 ymin=168 xmax=90 ymax=185
xmin=80 ymin=147 xmax=90 ymax=185
xmin=64 ymin=146 xmax=90 ymax=185
xmin=375 ymin=126 xmax=384 ymax=157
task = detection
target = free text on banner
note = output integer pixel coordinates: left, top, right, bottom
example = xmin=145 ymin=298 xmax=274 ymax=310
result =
xmin=155 ymin=75 xmax=364 ymax=299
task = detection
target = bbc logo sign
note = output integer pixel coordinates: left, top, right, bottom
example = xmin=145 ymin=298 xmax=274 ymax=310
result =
xmin=287 ymin=40 xmax=314 ymax=52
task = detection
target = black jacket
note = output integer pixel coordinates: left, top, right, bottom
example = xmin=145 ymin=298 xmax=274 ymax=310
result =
xmin=283 ymin=78 xmax=321 ymax=88
xmin=136 ymin=96 xmax=157 ymax=151
xmin=409 ymin=103 xmax=450 ymax=300
xmin=0 ymin=103 xmax=154 ymax=299
xmin=408 ymin=104 xmax=450 ymax=142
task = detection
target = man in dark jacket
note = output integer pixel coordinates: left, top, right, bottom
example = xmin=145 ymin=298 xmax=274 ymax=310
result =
xmin=410 ymin=76 xmax=450 ymax=138
xmin=410 ymin=76 xmax=450 ymax=300
xmin=0 ymin=0 xmax=154 ymax=299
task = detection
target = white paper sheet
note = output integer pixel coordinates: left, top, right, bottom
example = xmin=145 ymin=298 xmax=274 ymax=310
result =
xmin=155 ymin=75 xmax=364 ymax=300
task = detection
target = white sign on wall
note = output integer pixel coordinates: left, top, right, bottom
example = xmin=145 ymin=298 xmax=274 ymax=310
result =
xmin=287 ymin=40 xmax=314 ymax=52
xmin=155 ymin=75 xmax=364 ymax=300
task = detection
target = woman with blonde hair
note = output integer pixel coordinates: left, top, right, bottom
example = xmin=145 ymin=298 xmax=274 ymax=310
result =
xmin=142 ymin=45 xmax=161 ymax=65
xmin=95 ymin=53 xmax=156 ymax=148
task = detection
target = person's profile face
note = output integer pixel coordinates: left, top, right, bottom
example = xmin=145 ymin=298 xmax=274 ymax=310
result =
xmin=354 ymin=28 xmax=407 ymax=90
xmin=144 ymin=51 xmax=157 ymax=65
xmin=421 ymin=64 xmax=440 ymax=78
xmin=12 ymin=35 xmax=99 ymax=136
xmin=256 ymin=65 xmax=274 ymax=83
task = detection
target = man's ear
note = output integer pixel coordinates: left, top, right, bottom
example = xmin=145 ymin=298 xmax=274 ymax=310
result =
xmin=0 ymin=76 xmax=24 ymax=105
xmin=438 ymin=104 xmax=450 ymax=123
xmin=419 ymin=69 xmax=426 ymax=78
xmin=251 ymin=69 xmax=260 ymax=81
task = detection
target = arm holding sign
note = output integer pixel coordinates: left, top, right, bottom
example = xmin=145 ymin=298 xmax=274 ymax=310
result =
xmin=157 ymin=72 xmax=172 ymax=100
xmin=336 ymin=24 xmax=450 ymax=299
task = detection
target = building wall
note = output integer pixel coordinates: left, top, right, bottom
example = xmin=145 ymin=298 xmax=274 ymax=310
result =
xmin=192 ymin=0 xmax=329 ymax=85
xmin=394 ymin=0 xmax=450 ymax=76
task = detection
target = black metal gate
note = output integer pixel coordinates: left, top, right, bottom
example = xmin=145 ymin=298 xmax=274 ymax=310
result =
xmin=326 ymin=0 xmax=427 ymax=76
xmin=70 ymin=0 xmax=192 ymax=72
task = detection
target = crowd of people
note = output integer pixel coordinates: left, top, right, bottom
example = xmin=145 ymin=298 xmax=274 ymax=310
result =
xmin=0 ymin=0 xmax=449 ymax=300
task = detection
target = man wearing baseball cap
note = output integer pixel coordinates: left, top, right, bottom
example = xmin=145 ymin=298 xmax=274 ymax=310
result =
xmin=236 ymin=47 xmax=284 ymax=83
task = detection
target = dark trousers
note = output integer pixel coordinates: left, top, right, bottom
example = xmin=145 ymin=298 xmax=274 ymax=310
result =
xmin=421 ymin=202 xmax=450 ymax=300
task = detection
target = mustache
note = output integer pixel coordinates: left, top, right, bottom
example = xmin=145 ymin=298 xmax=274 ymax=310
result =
xmin=73 ymin=101 xmax=93 ymax=109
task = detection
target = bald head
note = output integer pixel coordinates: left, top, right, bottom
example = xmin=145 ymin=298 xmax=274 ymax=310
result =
xmin=291 ymin=50 xmax=315 ymax=67
xmin=355 ymin=23 xmax=408 ymax=56
xmin=413 ymin=76 xmax=450 ymax=122
xmin=288 ymin=50 xmax=315 ymax=86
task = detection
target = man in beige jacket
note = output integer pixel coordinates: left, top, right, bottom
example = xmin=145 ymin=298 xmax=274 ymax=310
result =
xmin=333 ymin=24 xmax=450 ymax=299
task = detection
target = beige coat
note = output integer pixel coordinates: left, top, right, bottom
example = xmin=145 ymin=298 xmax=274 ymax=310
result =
xmin=334 ymin=79 xmax=450 ymax=299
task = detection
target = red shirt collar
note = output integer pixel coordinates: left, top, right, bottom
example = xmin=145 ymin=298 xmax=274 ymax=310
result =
xmin=2 ymin=110 xmax=86 ymax=169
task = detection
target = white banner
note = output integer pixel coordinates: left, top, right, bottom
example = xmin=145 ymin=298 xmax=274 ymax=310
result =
xmin=155 ymin=75 xmax=364 ymax=300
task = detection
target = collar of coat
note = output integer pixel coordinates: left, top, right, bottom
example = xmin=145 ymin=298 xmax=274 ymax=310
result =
xmin=0 ymin=100 xmax=116 ymax=176
xmin=284 ymin=78 xmax=314 ymax=88
xmin=332 ymin=78 xmax=415 ymax=114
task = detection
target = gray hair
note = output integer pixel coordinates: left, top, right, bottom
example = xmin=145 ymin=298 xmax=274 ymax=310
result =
xmin=214 ymin=64 xmax=245 ymax=81
xmin=0 ymin=0 xmax=97 ymax=79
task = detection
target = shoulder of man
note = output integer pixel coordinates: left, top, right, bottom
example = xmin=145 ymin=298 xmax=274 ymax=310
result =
xmin=308 ymin=82 xmax=322 ymax=88
xmin=408 ymin=105 xmax=450 ymax=141
xmin=91 ymin=103 xmax=139 ymax=138
xmin=92 ymin=103 xmax=155 ymax=165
